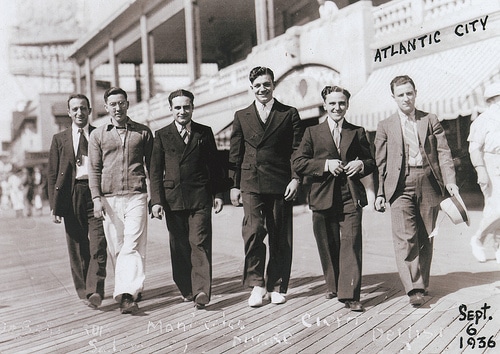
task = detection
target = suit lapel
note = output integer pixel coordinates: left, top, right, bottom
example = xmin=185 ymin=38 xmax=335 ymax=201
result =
xmin=318 ymin=120 xmax=340 ymax=158
xmin=245 ymin=104 xmax=265 ymax=136
xmin=63 ymin=128 xmax=76 ymax=166
xmin=182 ymin=122 xmax=200 ymax=160
xmin=387 ymin=114 xmax=403 ymax=149
xmin=415 ymin=110 xmax=429 ymax=145
xmin=339 ymin=121 xmax=356 ymax=161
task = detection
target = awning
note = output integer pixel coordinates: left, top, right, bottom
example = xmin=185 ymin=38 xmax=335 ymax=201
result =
xmin=349 ymin=37 xmax=500 ymax=131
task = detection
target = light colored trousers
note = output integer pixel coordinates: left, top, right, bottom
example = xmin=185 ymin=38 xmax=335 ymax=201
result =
xmin=102 ymin=193 xmax=148 ymax=301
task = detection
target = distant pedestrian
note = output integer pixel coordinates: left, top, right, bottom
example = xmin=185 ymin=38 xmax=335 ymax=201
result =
xmin=150 ymin=89 xmax=226 ymax=309
xmin=8 ymin=169 xmax=24 ymax=218
xmin=229 ymin=66 xmax=304 ymax=307
xmin=374 ymin=75 xmax=458 ymax=307
xmin=468 ymin=82 xmax=500 ymax=263
xmin=89 ymin=87 xmax=153 ymax=314
xmin=48 ymin=94 xmax=107 ymax=308
xmin=293 ymin=85 xmax=375 ymax=312
xmin=33 ymin=166 xmax=46 ymax=215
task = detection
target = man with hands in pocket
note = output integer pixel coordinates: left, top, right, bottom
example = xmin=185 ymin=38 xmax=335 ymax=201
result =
xmin=150 ymin=89 xmax=225 ymax=309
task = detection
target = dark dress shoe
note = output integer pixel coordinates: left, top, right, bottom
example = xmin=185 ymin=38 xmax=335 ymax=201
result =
xmin=87 ymin=293 xmax=102 ymax=309
xmin=120 ymin=293 xmax=138 ymax=314
xmin=409 ymin=292 xmax=425 ymax=307
xmin=194 ymin=292 xmax=209 ymax=309
xmin=136 ymin=292 xmax=142 ymax=302
xmin=344 ymin=300 xmax=364 ymax=312
xmin=325 ymin=292 xmax=337 ymax=299
xmin=182 ymin=293 xmax=194 ymax=302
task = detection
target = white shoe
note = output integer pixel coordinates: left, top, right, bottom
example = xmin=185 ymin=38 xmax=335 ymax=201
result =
xmin=248 ymin=286 xmax=267 ymax=307
xmin=270 ymin=292 xmax=286 ymax=304
xmin=470 ymin=238 xmax=486 ymax=263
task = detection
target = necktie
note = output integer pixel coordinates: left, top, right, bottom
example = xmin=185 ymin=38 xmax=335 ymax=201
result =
xmin=76 ymin=128 xmax=88 ymax=166
xmin=180 ymin=126 xmax=189 ymax=144
xmin=332 ymin=124 xmax=341 ymax=152
xmin=404 ymin=119 xmax=419 ymax=157
xmin=260 ymin=104 xmax=268 ymax=124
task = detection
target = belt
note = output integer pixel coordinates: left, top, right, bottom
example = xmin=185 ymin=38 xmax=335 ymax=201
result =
xmin=409 ymin=165 xmax=423 ymax=169
xmin=75 ymin=179 xmax=89 ymax=183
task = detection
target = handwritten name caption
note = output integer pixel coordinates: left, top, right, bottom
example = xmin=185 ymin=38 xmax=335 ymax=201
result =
xmin=458 ymin=303 xmax=496 ymax=350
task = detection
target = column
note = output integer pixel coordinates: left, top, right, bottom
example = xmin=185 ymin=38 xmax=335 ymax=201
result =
xmin=108 ymin=39 xmax=120 ymax=88
xmin=84 ymin=57 xmax=96 ymax=122
xmin=140 ymin=14 xmax=155 ymax=99
xmin=184 ymin=0 xmax=201 ymax=83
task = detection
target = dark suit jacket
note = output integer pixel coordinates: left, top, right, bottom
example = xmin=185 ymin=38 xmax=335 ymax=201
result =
xmin=293 ymin=119 xmax=375 ymax=211
xmin=229 ymin=100 xmax=304 ymax=194
xmin=374 ymin=109 xmax=456 ymax=203
xmin=150 ymin=121 xmax=224 ymax=211
xmin=48 ymin=126 xmax=95 ymax=217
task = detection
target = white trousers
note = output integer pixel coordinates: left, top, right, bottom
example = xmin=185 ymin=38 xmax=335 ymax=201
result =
xmin=102 ymin=193 xmax=148 ymax=301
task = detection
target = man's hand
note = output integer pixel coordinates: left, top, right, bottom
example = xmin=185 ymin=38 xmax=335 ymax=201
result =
xmin=445 ymin=183 xmax=459 ymax=197
xmin=344 ymin=159 xmax=363 ymax=177
xmin=284 ymin=178 xmax=299 ymax=201
xmin=327 ymin=159 xmax=344 ymax=176
xmin=213 ymin=198 xmax=224 ymax=214
xmin=152 ymin=204 xmax=163 ymax=219
xmin=51 ymin=210 xmax=62 ymax=224
xmin=230 ymin=188 xmax=243 ymax=207
xmin=475 ymin=167 xmax=490 ymax=195
xmin=93 ymin=198 xmax=105 ymax=219
xmin=374 ymin=196 xmax=386 ymax=212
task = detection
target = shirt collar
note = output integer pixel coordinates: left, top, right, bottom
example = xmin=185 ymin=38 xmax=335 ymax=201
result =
xmin=256 ymin=98 xmax=274 ymax=110
xmin=327 ymin=117 xmax=344 ymax=130
xmin=175 ymin=121 xmax=191 ymax=132
xmin=397 ymin=109 xmax=416 ymax=122
xmin=72 ymin=123 xmax=89 ymax=134
xmin=106 ymin=117 xmax=133 ymax=131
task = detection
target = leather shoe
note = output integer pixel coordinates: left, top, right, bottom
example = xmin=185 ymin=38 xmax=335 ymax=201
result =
xmin=120 ymin=293 xmax=138 ymax=314
xmin=248 ymin=286 xmax=267 ymax=307
xmin=136 ymin=292 xmax=142 ymax=302
xmin=325 ymin=292 xmax=337 ymax=299
xmin=270 ymin=292 xmax=286 ymax=304
xmin=182 ymin=293 xmax=194 ymax=302
xmin=344 ymin=300 xmax=364 ymax=312
xmin=409 ymin=292 xmax=425 ymax=307
xmin=194 ymin=292 xmax=209 ymax=309
xmin=87 ymin=293 xmax=102 ymax=309
xmin=470 ymin=238 xmax=486 ymax=262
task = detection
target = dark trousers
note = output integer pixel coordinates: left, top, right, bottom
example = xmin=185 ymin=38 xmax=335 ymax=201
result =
xmin=390 ymin=167 xmax=440 ymax=295
xmin=312 ymin=181 xmax=362 ymax=301
xmin=63 ymin=181 xmax=107 ymax=299
xmin=165 ymin=207 xmax=212 ymax=299
xmin=241 ymin=192 xmax=293 ymax=293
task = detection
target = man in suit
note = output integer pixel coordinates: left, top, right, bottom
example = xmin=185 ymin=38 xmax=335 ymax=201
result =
xmin=48 ymin=94 xmax=107 ymax=309
xmin=229 ymin=66 xmax=304 ymax=307
xmin=150 ymin=89 xmax=225 ymax=309
xmin=374 ymin=75 xmax=458 ymax=307
xmin=293 ymin=86 xmax=375 ymax=312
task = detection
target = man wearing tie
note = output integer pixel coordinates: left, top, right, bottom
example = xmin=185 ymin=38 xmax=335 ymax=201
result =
xmin=150 ymin=89 xmax=225 ymax=309
xmin=48 ymin=94 xmax=107 ymax=309
xmin=374 ymin=75 xmax=458 ymax=307
xmin=229 ymin=66 xmax=304 ymax=307
xmin=293 ymin=86 xmax=375 ymax=312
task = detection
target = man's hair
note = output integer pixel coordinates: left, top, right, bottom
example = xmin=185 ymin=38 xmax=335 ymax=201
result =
xmin=168 ymin=89 xmax=195 ymax=106
xmin=249 ymin=66 xmax=275 ymax=84
xmin=390 ymin=75 xmax=416 ymax=94
xmin=321 ymin=85 xmax=351 ymax=102
xmin=67 ymin=93 xmax=91 ymax=109
xmin=104 ymin=87 xmax=128 ymax=103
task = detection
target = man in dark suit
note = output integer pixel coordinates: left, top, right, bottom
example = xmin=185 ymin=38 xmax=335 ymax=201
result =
xmin=229 ymin=66 xmax=304 ymax=307
xmin=374 ymin=75 xmax=458 ymax=307
xmin=48 ymin=94 xmax=107 ymax=308
xmin=150 ymin=89 xmax=225 ymax=309
xmin=293 ymin=86 xmax=375 ymax=312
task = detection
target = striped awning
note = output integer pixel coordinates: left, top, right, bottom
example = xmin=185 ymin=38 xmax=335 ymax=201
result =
xmin=348 ymin=37 xmax=500 ymax=131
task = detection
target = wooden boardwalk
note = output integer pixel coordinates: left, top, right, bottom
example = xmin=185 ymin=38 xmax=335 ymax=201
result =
xmin=0 ymin=202 xmax=498 ymax=353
